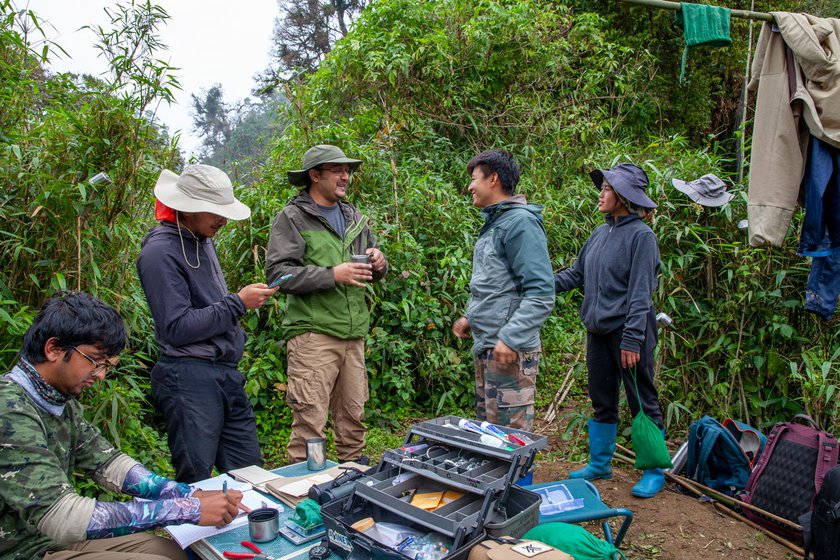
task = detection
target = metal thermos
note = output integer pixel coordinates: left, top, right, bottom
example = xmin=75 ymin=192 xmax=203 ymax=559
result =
xmin=668 ymin=440 xmax=689 ymax=475
xmin=248 ymin=507 xmax=279 ymax=543
xmin=306 ymin=437 xmax=326 ymax=471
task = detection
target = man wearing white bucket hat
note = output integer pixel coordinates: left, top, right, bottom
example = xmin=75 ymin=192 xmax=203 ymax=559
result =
xmin=137 ymin=164 xmax=277 ymax=483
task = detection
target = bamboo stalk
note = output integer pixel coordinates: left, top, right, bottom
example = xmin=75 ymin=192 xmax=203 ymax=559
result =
xmin=612 ymin=452 xmax=805 ymax=555
xmin=544 ymin=352 xmax=580 ymax=424
xmin=666 ymin=471 xmax=802 ymax=532
xmin=76 ymin=215 xmax=82 ymax=292
xmin=615 ymin=443 xmax=802 ymax=531
xmin=621 ymin=0 xmax=775 ymax=22
xmin=711 ymin=502 xmax=804 ymax=556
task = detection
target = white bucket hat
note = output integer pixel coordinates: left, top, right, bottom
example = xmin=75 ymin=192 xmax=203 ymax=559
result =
xmin=154 ymin=164 xmax=251 ymax=220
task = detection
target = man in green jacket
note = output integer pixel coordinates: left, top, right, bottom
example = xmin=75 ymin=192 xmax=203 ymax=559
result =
xmin=266 ymin=145 xmax=387 ymax=463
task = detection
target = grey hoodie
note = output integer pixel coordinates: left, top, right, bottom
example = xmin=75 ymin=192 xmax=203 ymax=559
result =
xmin=554 ymin=214 xmax=660 ymax=353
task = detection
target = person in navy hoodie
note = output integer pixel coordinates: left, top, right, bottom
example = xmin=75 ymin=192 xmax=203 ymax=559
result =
xmin=137 ymin=165 xmax=277 ymax=483
xmin=554 ymin=163 xmax=665 ymax=498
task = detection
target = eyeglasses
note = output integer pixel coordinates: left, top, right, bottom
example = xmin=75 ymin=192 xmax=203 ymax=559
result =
xmin=318 ymin=165 xmax=352 ymax=176
xmin=71 ymin=346 xmax=118 ymax=375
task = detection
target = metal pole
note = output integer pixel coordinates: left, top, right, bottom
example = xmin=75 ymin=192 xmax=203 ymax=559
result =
xmin=621 ymin=0 xmax=775 ymax=22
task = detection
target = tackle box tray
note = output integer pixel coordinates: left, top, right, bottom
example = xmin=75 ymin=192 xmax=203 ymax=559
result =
xmin=380 ymin=445 xmax=514 ymax=494
xmin=352 ymin=466 xmax=496 ymax=537
xmin=405 ymin=416 xmax=547 ymax=462
xmin=391 ymin=417 xmax=547 ymax=493
xmin=322 ymin=490 xmax=487 ymax=560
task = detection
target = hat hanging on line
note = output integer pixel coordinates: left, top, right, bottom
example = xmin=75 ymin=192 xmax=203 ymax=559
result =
xmin=154 ymin=164 xmax=251 ymax=220
xmin=288 ymin=144 xmax=363 ymax=186
xmin=671 ymin=173 xmax=734 ymax=207
xmin=589 ymin=163 xmax=657 ymax=209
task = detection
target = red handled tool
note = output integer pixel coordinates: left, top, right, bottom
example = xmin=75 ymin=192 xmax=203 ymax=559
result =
xmin=223 ymin=540 xmax=275 ymax=560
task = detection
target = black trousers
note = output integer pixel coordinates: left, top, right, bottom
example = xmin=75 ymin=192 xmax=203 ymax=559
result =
xmin=151 ymin=357 xmax=263 ymax=483
xmin=586 ymin=311 xmax=663 ymax=427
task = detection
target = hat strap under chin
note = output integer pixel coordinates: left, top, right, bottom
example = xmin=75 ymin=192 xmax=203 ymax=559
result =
xmin=176 ymin=212 xmax=201 ymax=269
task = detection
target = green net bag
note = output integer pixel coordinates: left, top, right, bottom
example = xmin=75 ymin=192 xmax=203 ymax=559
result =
xmin=523 ymin=522 xmax=625 ymax=560
xmin=630 ymin=366 xmax=672 ymax=470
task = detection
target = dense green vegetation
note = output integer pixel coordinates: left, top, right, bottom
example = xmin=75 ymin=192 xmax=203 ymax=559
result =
xmin=1 ymin=0 xmax=837 ymax=479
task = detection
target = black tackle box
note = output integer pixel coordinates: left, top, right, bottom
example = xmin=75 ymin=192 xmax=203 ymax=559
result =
xmin=322 ymin=417 xmax=546 ymax=560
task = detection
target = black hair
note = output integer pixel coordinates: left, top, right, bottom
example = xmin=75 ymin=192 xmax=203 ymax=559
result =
xmin=21 ymin=291 xmax=126 ymax=364
xmin=303 ymin=168 xmax=317 ymax=188
xmin=614 ymin=190 xmax=652 ymax=218
xmin=466 ymin=149 xmax=521 ymax=195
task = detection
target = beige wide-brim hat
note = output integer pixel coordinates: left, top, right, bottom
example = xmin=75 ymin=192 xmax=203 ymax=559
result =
xmin=154 ymin=164 xmax=251 ymax=220
xmin=287 ymin=144 xmax=362 ymax=186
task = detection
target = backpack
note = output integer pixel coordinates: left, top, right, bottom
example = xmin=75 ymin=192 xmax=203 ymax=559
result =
xmin=684 ymin=416 xmax=765 ymax=493
xmin=806 ymin=465 xmax=840 ymax=560
xmin=739 ymin=414 xmax=839 ymax=542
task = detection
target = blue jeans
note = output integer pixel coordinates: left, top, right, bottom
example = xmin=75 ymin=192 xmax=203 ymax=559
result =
xmin=805 ymin=248 xmax=840 ymax=319
xmin=798 ymin=136 xmax=840 ymax=257
xmin=799 ymin=137 xmax=840 ymax=319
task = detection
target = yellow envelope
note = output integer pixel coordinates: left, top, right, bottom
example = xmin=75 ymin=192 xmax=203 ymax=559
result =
xmin=411 ymin=491 xmax=444 ymax=510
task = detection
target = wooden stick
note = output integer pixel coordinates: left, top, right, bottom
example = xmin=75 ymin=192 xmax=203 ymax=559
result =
xmin=620 ymin=0 xmax=775 ymax=22
xmin=711 ymin=502 xmax=804 ymax=556
xmin=612 ymin=452 xmax=804 ymax=555
xmin=667 ymin=471 xmax=802 ymax=532
xmin=544 ymin=351 xmax=581 ymax=424
xmin=615 ymin=443 xmax=802 ymax=532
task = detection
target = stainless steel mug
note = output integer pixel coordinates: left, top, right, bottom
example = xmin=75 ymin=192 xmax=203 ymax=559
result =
xmin=306 ymin=437 xmax=326 ymax=471
xmin=351 ymin=254 xmax=369 ymax=264
xmin=248 ymin=507 xmax=279 ymax=543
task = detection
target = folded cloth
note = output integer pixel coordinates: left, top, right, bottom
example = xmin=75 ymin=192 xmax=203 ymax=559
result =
xmin=676 ymin=3 xmax=732 ymax=82
xmin=292 ymin=498 xmax=323 ymax=529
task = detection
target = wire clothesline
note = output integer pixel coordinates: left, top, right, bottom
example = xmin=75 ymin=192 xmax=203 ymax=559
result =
xmin=621 ymin=0 xmax=775 ymax=22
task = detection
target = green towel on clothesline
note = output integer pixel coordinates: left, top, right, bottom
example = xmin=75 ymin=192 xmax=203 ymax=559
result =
xmin=676 ymin=2 xmax=732 ymax=83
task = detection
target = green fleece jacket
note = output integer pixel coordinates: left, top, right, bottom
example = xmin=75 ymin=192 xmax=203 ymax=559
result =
xmin=266 ymin=190 xmax=386 ymax=340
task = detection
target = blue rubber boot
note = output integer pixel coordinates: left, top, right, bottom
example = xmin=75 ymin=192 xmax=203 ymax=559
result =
xmin=569 ymin=419 xmax=617 ymax=481
xmin=632 ymin=428 xmax=666 ymax=498
xmin=632 ymin=468 xmax=665 ymax=498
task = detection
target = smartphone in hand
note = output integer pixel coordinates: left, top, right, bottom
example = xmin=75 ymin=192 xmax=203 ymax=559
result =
xmin=268 ymin=273 xmax=294 ymax=289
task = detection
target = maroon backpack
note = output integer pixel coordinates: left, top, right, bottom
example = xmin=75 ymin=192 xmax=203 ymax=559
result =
xmin=738 ymin=415 xmax=838 ymax=542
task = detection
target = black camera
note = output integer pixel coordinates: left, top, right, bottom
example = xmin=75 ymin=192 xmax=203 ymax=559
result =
xmin=308 ymin=465 xmax=372 ymax=505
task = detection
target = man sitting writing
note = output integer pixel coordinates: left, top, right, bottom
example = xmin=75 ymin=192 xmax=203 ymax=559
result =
xmin=0 ymin=291 xmax=244 ymax=560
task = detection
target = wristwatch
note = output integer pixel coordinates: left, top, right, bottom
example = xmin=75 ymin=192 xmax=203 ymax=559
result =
xmin=309 ymin=543 xmax=330 ymax=560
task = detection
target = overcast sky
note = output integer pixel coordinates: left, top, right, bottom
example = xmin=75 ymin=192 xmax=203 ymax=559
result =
xmin=23 ymin=0 xmax=278 ymax=156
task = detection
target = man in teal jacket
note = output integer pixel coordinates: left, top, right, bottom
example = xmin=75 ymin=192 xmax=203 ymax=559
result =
xmin=266 ymin=145 xmax=387 ymax=463
xmin=453 ymin=149 xmax=555 ymax=430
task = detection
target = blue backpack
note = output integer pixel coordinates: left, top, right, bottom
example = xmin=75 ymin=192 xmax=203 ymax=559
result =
xmin=684 ymin=416 xmax=766 ymax=493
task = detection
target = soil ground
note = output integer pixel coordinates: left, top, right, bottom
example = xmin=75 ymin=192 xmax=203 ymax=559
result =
xmin=531 ymin=430 xmax=798 ymax=560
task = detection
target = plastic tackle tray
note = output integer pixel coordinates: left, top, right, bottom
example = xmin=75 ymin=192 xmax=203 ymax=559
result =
xmin=322 ymin=491 xmax=487 ymax=560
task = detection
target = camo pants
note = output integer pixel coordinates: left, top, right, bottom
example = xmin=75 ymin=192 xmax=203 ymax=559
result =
xmin=473 ymin=349 xmax=540 ymax=430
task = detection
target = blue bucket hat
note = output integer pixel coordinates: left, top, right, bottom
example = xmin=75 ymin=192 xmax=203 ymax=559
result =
xmin=589 ymin=163 xmax=657 ymax=209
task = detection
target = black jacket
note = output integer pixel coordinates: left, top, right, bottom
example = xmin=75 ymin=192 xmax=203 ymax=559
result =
xmin=554 ymin=214 xmax=660 ymax=353
xmin=137 ymin=222 xmax=246 ymax=363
